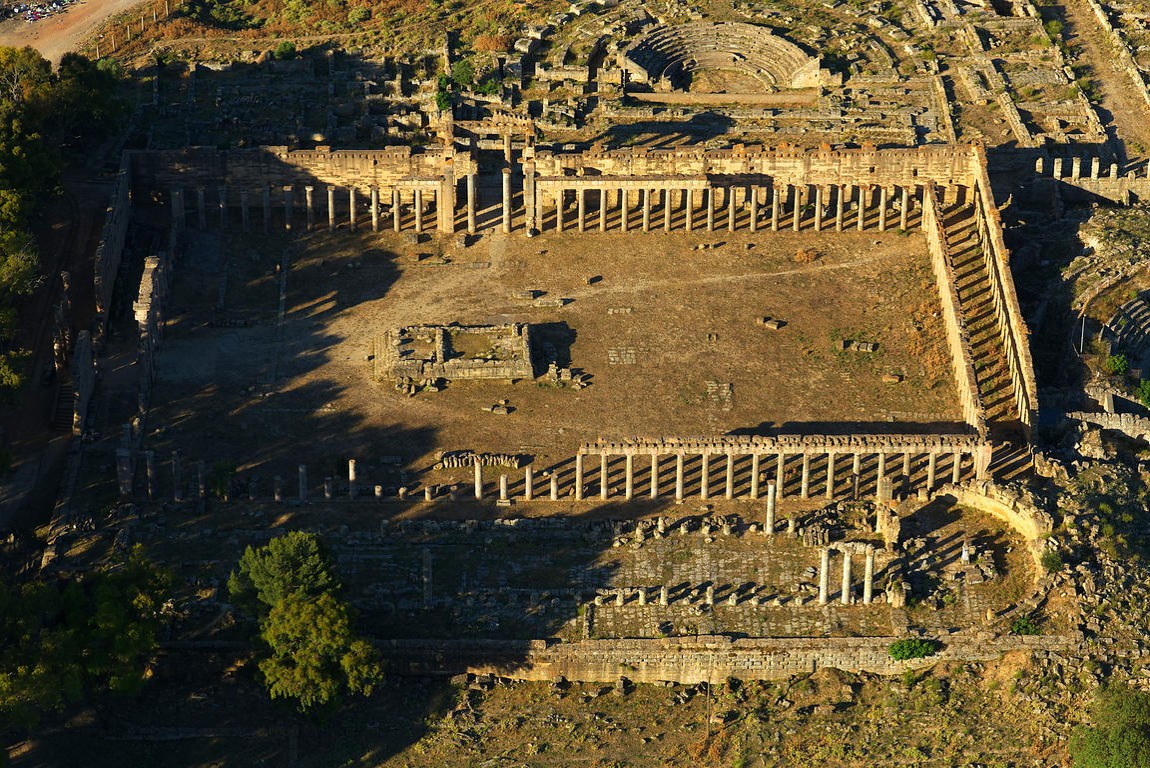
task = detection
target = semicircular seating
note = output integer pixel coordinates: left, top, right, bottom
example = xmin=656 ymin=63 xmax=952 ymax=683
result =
xmin=620 ymin=22 xmax=820 ymax=91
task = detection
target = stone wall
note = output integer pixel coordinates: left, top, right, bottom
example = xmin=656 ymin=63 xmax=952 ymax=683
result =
xmin=92 ymin=153 xmax=132 ymax=344
xmin=922 ymin=182 xmax=988 ymax=438
xmin=972 ymin=145 xmax=1040 ymax=434
xmin=70 ymin=331 xmax=95 ymax=437
xmin=942 ymin=480 xmax=1054 ymax=569
xmin=382 ymin=632 xmax=1075 ymax=683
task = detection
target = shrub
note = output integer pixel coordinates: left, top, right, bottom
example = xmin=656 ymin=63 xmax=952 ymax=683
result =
xmin=272 ymin=41 xmax=296 ymax=60
xmin=1041 ymin=549 xmax=1064 ymax=573
xmin=450 ymin=59 xmax=474 ymax=86
xmin=1103 ymin=354 xmax=1128 ymax=376
xmin=1136 ymin=379 xmax=1150 ymax=409
xmin=1011 ymin=615 xmax=1041 ymax=635
xmin=1070 ymin=686 xmax=1150 ymax=767
xmin=889 ymin=638 xmax=941 ymax=660
xmin=347 ymin=6 xmax=371 ymax=24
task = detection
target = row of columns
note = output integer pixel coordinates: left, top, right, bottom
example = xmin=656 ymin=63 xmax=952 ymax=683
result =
xmin=546 ymin=184 xmax=919 ymax=234
xmin=817 ymin=547 xmax=878 ymax=605
xmin=572 ymin=450 xmax=973 ymax=502
xmin=172 ymin=184 xmax=443 ymax=234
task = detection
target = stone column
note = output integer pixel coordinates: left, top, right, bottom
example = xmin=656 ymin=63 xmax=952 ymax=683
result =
xmin=575 ymin=452 xmax=584 ymax=500
xmin=675 ymin=453 xmax=685 ymax=500
xmin=841 ymin=551 xmax=852 ymax=605
xmin=700 ymin=453 xmax=709 ymax=499
xmin=818 ymin=548 xmax=830 ymax=604
xmin=171 ymin=187 xmax=185 ymax=230
xmin=863 ymin=546 xmax=875 ymax=604
xmin=474 ymin=459 xmax=483 ymax=500
xmin=504 ymin=132 xmax=512 ymax=162
xmin=262 ymin=185 xmax=272 ymax=233
xmin=825 ymin=451 xmax=835 ymax=499
xmin=371 ymin=188 xmax=380 ymax=232
xmin=283 ymin=186 xmax=294 ymax=231
xmin=467 ymin=174 xmax=477 ymax=234
xmin=348 ymin=459 xmax=357 ymax=499
xmin=172 ymin=451 xmax=182 ymax=502
xmin=727 ymin=188 xmax=737 ymax=231
xmin=197 ymin=461 xmax=206 ymax=500
xmin=624 ymin=454 xmax=634 ymax=500
xmin=502 ymin=169 xmax=512 ymax=233
xmin=393 ymin=189 xmax=402 ymax=232
xmin=218 ymin=187 xmax=228 ymax=229
xmin=902 ymin=452 xmax=912 ymax=495
xmin=328 ymin=186 xmax=337 ymax=232
xmin=878 ymin=187 xmax=888 ymax=232
xmin=659 ymin=585 xmax=668 ymax=605
xmin=550 ymin=473 xmax=559 ymax=500
xmin=961 ymin=539 xmax=970 ymax=563
xmin=725 ymin=453 xmax=735 ymax=499
xmin=664 ymin=189 xmax=673 ymax=232
xmin=324 ymin=477 xmax=334 ymax=500
xmin=765 ymin=481 xmax=776 ymax=534
xmin=750 ymin=453 xmax=761 ymax=499
xmin=927 ymin=452 xmax=937 ymax=491
xmin=600 ymin=453 xmax=610 ymax=500
xmin=577 ymin=188 xmax=586 ymax=233
xmin=274 ymin=475 xmax=283 ymax=502
xmin=800 ymin=454 xmax=811 ymax=499
xmin=618 ymin=189 xmax=627 ymax=233
xmin=749 ymin=186 xmax=758 ymax=232
xmin=557 ymin=189 xmax=566 ymax=232
xmin=771 ymin=186 xmax=781 ymax=231
xmin=814 ymin=186 xmax=823 ymax=232
xmin=642 ymin=188 xmax=651 ymax=232
xmin=706 ymin=188 xmax=716 ymax=231
xmin=240 ymin=190 xmax=249 ymax=232
xmin=775 ymin=452 xmax=785 ymax=497
xmin=852 ymin=453 xmax=861 ymax=500
xmin=857 ymin=186 xmax=866 ymax=231
xmin=836 ymin=185 xmax=845 ymax=232
xmin=877 ymin=453 xmax=886 ymax=489
xmin=900 ymin=187 xmax=910 ymax=230
xmin=349 ymin=187 xmax=358 ymax=232
xmin=145 ymin=451 xmax=156 ymax=500
xmin=499 ymin=474 xmax=509 ymax=501
xmin=196 ymin=187 xmax=207 ymax=229
xmin=952 ymin=451 xmax=963 ymax=483
xmin=791 ymin=186 xmax=801 ymax=232
xmin=685 ymin=189 xmax=694 ymax=231
xmin=650 ymin=452 xmax=659 ymax=498
xmin=415 ymin=189 xmax=424 ymax=233
xmin=524 ymin=465 xmax=534 ymax=501
xmin=600 ymin=189 xmax=608 ymax=232
xmin=298 ymin=464 xmax=308 ymax=504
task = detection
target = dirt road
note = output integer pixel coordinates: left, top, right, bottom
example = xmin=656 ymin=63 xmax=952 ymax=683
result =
xmin=0 ymin=0 xmax=146 ymax=63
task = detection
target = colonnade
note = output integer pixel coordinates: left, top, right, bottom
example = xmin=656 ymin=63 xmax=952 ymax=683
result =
xmin=817 ymin=546 xmax=878 ymax=605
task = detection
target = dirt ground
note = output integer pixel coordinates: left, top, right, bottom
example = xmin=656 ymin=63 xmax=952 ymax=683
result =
xmin=0 ymin=0 xmax=146 ymax=63
xmin=135 ymin=208 xmax=959 ymax=492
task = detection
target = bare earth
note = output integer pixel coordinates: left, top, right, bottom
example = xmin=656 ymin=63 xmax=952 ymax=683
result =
xmin=0 ymin=0 xmax=145 ymax=63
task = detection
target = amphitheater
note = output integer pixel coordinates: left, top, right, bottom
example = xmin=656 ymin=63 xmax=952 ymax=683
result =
xmin=619 ymin=22 xmax=826 ymax=91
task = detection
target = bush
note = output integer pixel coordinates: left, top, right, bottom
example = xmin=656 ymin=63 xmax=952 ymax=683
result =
xmin=889 ymin=638 xmax=941 ymax=660
xmin=348 ymin=6 xmax=370 ymax=24
xmin=272 ymin=41 xmax=297 ymax=60
xmin=1041 ymin=549 xmax=1064 ymax=573
xmin=1103 ymin=354 xmax=1129 ymax=376
xmin=1136 ymin=379 xmax=1150 ymax=409
xmin=1011 ymin=615 xmax=1041 ymax=635
xmin=450 ymin=59 xmax=474 ymax=86
xmin=1070 ymin=686 xmax=1150 ymax=767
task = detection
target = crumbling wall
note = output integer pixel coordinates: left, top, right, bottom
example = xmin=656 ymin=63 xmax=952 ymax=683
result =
xmin=942 ymin=480 xmax=1054 ymax=569
xmin=383 ymin=633 xmax=1074 ymax=683
xmin=70 ymin=331 xmax=94 ymax=437
xmin=922 ymin=182 xmax=988 ymax=437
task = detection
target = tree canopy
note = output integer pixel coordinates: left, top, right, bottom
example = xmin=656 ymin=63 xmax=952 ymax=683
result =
xmin=1071 ymin=686 xmax=1150 ymax=768
xmin=229 ymin=532 xmax=383 ymax=712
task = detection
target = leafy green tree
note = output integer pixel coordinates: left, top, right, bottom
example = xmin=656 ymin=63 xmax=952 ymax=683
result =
xmin=273 ymin=41 xmax=297 ymax=60
xmin=1137 ymin=379 xmax=1150 ymax=409
xmin=1104 ymin=354 xmax=1129 ymax=376
xmin=258 ymin=593 xmax=383 ymax=711
xmin=1071 ymin=686 xmax=1150 ymax=768
xmin=52 ymin=54 xmax=127 ymax=142
xmin=228 ymin=531 xmax=337 ymax=615
xmin=888 ymin=638 xmax=941 ymax=660
xmin=0 ymin=546 xmax=172 ymax=729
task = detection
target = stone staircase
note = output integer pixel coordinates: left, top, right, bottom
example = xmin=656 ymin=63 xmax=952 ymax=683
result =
xmin=1103 ymin=293 xmax=1150 ymax=368
xmin=944 ymin=205 xmax=1022 ymax=427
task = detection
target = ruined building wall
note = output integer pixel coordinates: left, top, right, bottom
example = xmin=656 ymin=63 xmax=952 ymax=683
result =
xmin=972 ymin=145 xmax=1040 ymax=433
xmin=93 ymin=154 xmax=132 ymax=343
xmin=921 ymin=183 xmax=988 ymax=438
xmin=528 ymin=144 xmax=980 ymax=189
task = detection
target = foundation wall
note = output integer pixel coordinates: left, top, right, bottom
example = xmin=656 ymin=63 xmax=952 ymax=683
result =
xmin=93 ymin=154 xmax=132 ymax=342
